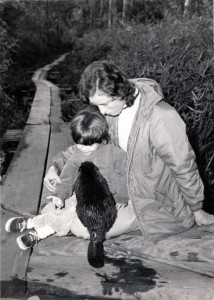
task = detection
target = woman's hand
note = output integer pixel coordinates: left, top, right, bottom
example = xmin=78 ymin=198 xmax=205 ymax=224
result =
xmin=194 ymin=209 xmax=214 ymax=226
xmin=44 ymin=166 xmax=61 ymax=192
xmin=47 ymin=196 xmax=64 ymax=209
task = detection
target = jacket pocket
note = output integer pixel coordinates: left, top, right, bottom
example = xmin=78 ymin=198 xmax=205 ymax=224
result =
xmin=155 ymin=189 xmax=175 ymax=215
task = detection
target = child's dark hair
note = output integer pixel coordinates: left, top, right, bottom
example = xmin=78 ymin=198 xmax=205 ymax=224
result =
xmin=70 ymin=106 xmax=110 ymax=145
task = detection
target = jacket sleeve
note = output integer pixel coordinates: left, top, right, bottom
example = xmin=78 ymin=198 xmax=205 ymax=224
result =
xmin=112 ymin=146 xmax=129 ymax=201
xmin=150 ymin=107 xmax=204 ymax=212
xmin=49 ymin=146 xmax=75 ymax=175
xmin=113 ymin=146 xmax=127 ymax=173
xmin=53 ymin=159 xmax=79 ymax=202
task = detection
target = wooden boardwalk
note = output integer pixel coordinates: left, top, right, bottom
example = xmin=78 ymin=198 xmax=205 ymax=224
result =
xmin=1 ymin=56 xmax=214 ymax=300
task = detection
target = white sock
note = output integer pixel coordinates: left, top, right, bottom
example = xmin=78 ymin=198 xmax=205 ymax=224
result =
xmin=35 ymin=225 xmax=55 ymax=239
xmin=26 ymin=218 xmax=34 ymax=229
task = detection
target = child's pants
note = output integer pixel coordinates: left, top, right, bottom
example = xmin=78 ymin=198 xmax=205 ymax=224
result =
xmin=29 ymin=195 xmax=139 ymax=240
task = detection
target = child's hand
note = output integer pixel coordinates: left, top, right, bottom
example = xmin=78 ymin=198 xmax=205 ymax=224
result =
xmin=47 ymin=196 xmax=64 ymax=209
xmin=194 ymin=209 xmax=214 ymax=226
xmin=44 ymin=166 xmax=61 ymax=192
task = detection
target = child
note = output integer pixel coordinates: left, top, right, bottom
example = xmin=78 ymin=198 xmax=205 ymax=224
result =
xmin=5 ymin=106 xmax=130 ymax=250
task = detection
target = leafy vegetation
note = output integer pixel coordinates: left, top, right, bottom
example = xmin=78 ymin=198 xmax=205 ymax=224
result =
xmin=0 ymin=18 xmax=17 ymax=137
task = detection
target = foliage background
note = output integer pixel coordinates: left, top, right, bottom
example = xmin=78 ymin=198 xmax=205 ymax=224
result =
xmin=0 ymin=0 xmax=213 ymax=210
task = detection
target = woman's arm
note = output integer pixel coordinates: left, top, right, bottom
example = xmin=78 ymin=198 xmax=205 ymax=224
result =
xmin=150 ymin=106 xmax=214 ymax=225
xmin=151 ymin=106 xmax=204 ymax=212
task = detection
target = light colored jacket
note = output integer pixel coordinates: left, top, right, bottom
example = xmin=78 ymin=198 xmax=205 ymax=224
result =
xmin=107 ymin=78 xmax=204 ymax=242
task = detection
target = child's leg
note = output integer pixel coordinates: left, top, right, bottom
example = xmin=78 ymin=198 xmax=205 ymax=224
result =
xmin=9 ymin=198 xmax=139 ymax=245
xmin=15 ymin=213 xmax=56 ymax=250
xmin=16 ymin=224 xmax=55 ymax=251
xmin=70 ymin=200 xmax=139 ymax=239
xmin=32 ymin=224 xmax=55 ymax=239
xmin=5 ymin=202 xmax=58 ymax=233
xmin=33 ymin=198 xmax=77 ymax=237
xmin=15 ymin=214 xmax=56 ymax=250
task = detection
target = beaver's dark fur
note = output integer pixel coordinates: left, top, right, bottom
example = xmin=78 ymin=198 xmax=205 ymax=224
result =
xmin=74 ymin=161 xmax=117 ymax=268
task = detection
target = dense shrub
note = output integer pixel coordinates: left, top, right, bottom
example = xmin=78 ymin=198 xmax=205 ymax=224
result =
xmin=57 ymin=14 xmax=213 ymax=207
xmin=110 ymin=15 xmax=214 ymax=199
xmin=0 ymin=18 xmax=17 ymax=137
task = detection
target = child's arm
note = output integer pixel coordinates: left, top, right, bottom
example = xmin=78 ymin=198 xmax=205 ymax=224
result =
xmin=52 ymin=159 xmax=80 ymax=203
xmin=44 ymin=146 xmax=75 ymax=192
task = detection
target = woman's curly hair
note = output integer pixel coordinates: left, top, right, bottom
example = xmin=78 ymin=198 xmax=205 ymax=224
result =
xmin=78 ymin=61 xmax=136 ymax=107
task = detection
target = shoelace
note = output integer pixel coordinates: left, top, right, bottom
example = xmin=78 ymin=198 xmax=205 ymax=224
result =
xmin=19 ymin=219 xmax=27 ymax=232
xmin=28 ymin=231 xmax=39 ymax=244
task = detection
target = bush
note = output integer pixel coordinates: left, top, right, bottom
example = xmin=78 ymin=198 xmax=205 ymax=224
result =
xmin=0 ymin=18 xmax=17 ymax=137
xmin=110 ymin=15 xmax=214 ymax=197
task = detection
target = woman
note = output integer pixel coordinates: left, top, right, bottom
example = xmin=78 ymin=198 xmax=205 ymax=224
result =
xmin=44 ymin=60 xmax=214 ymax=242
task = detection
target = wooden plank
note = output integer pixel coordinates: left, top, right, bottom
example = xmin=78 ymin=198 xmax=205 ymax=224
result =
xmin=1 ymin=210 xmax=24 ymax=281
xmin=27 ymin=235 xmax=214 ymax=300
xmin=39 ymin=85 xmax=72 ymax=208
xmin=1 ymin=54 xmax=70 ymax=299
xmin=27 ymin=81 xmax=51 ymax=125
xmin=0 ymin=208 xmax=30 ymax=298
xmin=1 ymin=129 xmax=23 ymax=142
xmin=104 ymin=226 xmax=214 ymax=277
xmin=1 ymin=124 xmax=50 ymax=215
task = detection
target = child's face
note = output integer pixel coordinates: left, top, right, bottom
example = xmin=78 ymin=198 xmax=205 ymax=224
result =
xmin=76 ymin=143 xmax=99 ymax=156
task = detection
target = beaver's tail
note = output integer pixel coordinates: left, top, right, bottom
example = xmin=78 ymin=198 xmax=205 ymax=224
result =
xmin=88 ymin=233 xmax=104 ymax=268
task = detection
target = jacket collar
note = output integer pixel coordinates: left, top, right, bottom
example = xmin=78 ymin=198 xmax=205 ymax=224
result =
xmin=106 ymin=78 xmax=163 ymax=147
xmin=129 ymin=78 xmax=163 ymax=118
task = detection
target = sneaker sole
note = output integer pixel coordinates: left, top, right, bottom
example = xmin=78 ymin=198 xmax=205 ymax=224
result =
xmin=16 ymin=236 xmax=30 ymax=250
xmin=5 ymin=217 xmax=21 ymax=232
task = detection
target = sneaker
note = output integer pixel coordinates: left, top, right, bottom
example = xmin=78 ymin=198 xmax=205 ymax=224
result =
xmin=5 ymin=217 xmax=29 ymax=232
xmin=16 ymin=231 xmax=39 ymax=250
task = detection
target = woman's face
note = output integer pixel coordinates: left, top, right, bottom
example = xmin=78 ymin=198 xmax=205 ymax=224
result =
xmin=89 ymin=91 xmax=125 ymax=116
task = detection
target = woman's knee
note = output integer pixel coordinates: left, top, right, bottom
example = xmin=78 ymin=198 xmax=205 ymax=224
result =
xmin=106 ymin=201 xmax=139 ymax=238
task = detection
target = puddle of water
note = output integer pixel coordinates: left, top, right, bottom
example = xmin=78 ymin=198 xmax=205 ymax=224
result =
xmin=96 ymin=255 xmax=158 ymax=296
